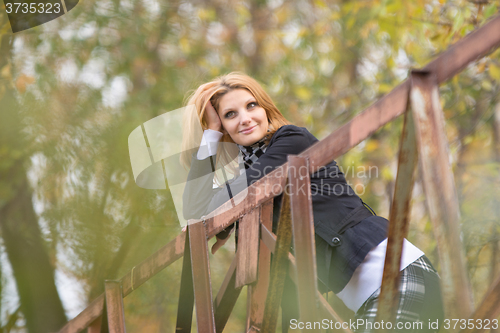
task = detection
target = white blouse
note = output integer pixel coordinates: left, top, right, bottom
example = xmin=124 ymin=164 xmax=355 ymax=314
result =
xmin=336 ymin=238 xmax=424 ymax=313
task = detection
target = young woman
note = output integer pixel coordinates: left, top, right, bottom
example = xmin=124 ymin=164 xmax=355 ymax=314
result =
xmin=181 ymin=72 xmax=444 ymax=332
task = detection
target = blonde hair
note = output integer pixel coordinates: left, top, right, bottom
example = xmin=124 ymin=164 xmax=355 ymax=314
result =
xmin=181 ymin=72 xmax=290 ymax=173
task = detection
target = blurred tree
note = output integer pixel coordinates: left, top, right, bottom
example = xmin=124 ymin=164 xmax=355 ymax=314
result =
xmin=0 ymin=14 xmax=67 ymax=333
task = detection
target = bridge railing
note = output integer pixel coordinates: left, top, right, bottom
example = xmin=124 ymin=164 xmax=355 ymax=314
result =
xmin=58 ymin=12 xmax=500 ymax=333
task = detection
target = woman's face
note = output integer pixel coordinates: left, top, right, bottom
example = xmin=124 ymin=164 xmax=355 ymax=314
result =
xmin=217 ymin=89 xmax=269 ymax=146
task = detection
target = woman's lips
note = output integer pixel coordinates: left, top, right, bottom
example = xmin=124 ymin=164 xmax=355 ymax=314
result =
xmin=240 ymin=125 xmax=256 ymax=134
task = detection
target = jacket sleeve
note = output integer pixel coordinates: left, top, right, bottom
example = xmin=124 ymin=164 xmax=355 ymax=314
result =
xmin=243 ymin=126 xmax=314 ymax=186
xmin=204 ymin=126 xmax=314 ymax=213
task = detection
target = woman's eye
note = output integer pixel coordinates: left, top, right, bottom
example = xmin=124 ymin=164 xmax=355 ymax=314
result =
xmin=248 ymin=102 xmax=257 ymax=109
xmin=225 ymin=111 xmax=235 ymax=118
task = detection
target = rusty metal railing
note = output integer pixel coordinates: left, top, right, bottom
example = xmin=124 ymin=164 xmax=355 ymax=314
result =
xmin=58 ymin=12 xmax=500 ymax=333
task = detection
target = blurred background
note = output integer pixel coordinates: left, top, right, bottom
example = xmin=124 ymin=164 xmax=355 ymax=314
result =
xmin=0 ymin=0 xmax=499 ymax=331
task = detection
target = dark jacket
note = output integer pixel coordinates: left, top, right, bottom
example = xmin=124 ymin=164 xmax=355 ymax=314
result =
xmin=183 ymin=125 xmax=388 ymax=292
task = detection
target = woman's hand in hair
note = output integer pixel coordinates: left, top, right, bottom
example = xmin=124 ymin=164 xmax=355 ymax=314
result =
xmin=204 ymin=101 xmax=222 ymax=132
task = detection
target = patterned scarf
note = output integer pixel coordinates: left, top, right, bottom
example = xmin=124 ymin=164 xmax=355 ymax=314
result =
xmin=237 ymin=134 xmax=270 ymax=170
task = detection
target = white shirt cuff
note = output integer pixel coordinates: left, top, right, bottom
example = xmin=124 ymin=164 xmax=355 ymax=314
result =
xmin=197 ymin=129 xmax=223 ymax=160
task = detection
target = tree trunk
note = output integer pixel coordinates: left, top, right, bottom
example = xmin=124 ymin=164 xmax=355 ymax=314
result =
xmin=0 ymin=174 xmax=67 ymax=333
xmin=0 ymin=29 xmax=67 ymax=332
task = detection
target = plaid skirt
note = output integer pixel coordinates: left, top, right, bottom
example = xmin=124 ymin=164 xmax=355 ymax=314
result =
xmin=354 ymin=255 xmax=444 ymax=333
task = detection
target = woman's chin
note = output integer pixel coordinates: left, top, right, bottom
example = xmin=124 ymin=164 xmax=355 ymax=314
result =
xmin=236 ymin=133 xmax=264 ymax=146
xmin=236 ymin=140 xmax=254 ymax=146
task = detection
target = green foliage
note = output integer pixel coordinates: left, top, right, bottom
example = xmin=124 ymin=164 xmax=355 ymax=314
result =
xmin=1 ymin=0 xmax=500 ymax=330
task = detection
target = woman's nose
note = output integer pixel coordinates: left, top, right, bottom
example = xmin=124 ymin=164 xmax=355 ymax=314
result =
xmin=240 ymin=110 xmax=251 ymax=124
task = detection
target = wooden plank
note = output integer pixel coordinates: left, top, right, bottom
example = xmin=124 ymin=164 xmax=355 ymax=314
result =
xmin=215 ymin=257 xmax=238 ymax=308
xmin=246 ymin=200 xmax=273 ymax=331
xmin=87 ymin=316 xmax=102 ymax=333
xmin=260 ymin=224 xmax=353 ymax=333
xmin=236 ymin=208 xmax=260 ymax=288
xmin=410 ymin=70 xmax=473 ymax=320
xmin=59 ymin=295 xmax=105 ymax=333
xmin=104 ymin=281 xmax=126 ymax=333
xmin=376 ymin=109 xmax=418 ymax=327
xmin=261 ymin=190 xmax=293 ymax=333
xmin=287 ymin=155 xmax=319 ymax=330
xmin=121 ymin=232 xmax=186 ymax=296
xmin=188 ymin=220 xmax=216 ymax=333
xmin=176 ymin=229 xmax=194 ymax=333
xmin=423 ymin=13 xmax=500 ymax=84
xmin=214 ymin=257 xmax=242 ymax=333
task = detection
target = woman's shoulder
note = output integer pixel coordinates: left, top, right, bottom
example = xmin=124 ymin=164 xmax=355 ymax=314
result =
xmin=270 ymin=124 xmax=317 ymax=144
xmin=275 ymin=124 xmax=308 ymax=134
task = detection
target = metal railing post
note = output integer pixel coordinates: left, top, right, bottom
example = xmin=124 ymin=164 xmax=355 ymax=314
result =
xmin=376 ymin=107 xmax=419 ymax=327
xmin=246 ymin=200 xmax=273 ymax=333
xmin=176 ymin=229 xmax=195 ymax=333
xmin=188 ymin=220 xmax=216 ymax=332
xmin=288 ymin=155 xmax=320 ymax=331
xmin=260 ymin=224 xmax=353 ymax=333
xmin=236 ymin=208 xmax=260 ymax=288
xmin=104 ymin=281 xmax=126 ymax=333
xmin=262 ymin=187 xmax=293 ymax=333
xmin=410 ymin=70 xmax=473 ymax=321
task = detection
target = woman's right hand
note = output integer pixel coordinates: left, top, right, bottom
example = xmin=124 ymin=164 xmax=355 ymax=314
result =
xmin=203 ymin=100 xmax=222 ymax=132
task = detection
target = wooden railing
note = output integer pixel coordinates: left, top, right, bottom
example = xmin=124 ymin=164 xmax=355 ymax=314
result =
xmin=58 ymin=12 xmax=500 ymax=333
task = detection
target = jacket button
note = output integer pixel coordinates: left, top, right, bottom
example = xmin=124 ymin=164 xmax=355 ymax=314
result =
xmin=332 ymin=237 xmax=341 ymax=246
